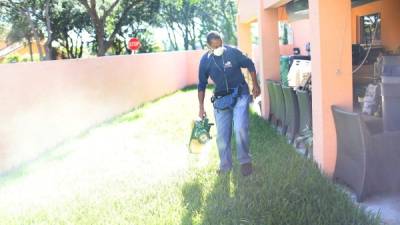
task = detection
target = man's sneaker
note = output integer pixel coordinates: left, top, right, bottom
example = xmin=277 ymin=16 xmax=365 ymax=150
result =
xmin=240 ymin=162 xmax=253 ymax=176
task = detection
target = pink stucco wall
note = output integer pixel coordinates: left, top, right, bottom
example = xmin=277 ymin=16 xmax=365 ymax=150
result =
xmin=0 ymin=50 xmax=204 ymax=172
xmin=280 ymin=44 xmax=293 ymax=55
xmin=237 ymin=0 xmax=259 ymax=23
xmin=291 ymin=19 xmax=311 ymax=55
xmin=279 ymin=19 xmax=311 ymax=56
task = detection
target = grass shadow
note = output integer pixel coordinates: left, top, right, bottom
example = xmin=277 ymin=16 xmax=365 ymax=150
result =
xmin=181 ymin=180 xmax=204 ymax=225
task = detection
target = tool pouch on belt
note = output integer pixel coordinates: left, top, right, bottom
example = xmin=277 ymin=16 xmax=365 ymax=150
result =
xmin=211 ymin=86 xmax=240 ymax=110
xmin=209 ymin=54 xmax=243 ymax=110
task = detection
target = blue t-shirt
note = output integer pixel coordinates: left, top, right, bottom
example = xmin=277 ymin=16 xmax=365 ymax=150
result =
xmin=197 ymin=45 xmax=256 ymax=95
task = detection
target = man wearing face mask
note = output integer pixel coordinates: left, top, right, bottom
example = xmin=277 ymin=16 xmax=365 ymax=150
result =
xmin=197 ymin=31 xmax=261 ymax=176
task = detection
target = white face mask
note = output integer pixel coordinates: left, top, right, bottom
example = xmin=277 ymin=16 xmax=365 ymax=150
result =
xmin=213 ymin=46 xmax=224 ymax=56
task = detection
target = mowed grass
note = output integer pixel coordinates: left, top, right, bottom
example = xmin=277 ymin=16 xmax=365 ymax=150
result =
xmin=0 ymin=86 xmax=380 ymax=225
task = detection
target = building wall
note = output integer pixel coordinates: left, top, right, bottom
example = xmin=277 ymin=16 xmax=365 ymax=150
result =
xmin=237 ymin=2 xmax=312 ymax=57
xmin=0 ymin=41 xmax=46 ymax=63
xmin=0 ymin=50 xmax=204 ymax=172
xmin=381 ymin=0 xmax=400 ymax=51
xmin=0 ymin=41 xmax=6 ymax=49
xmin=290 ymin=19 xmax=312 ymax=55
xmin=351 ymin=0 xmax=400 ymax=51
xmin=351 ymin=1 xmax=383 ymax=44
xmin=237 ymin=0 xmax=259 ymax=23
xmin=265 ymin=0 xmax=400 ymax=56
xmin=12 ymin=42 xmax=45 ymax=58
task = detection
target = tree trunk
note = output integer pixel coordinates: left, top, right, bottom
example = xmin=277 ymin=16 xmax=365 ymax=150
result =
xmin=190 ymin=21 xmax=196 ymax=49
xmin=74 ymin=37 xmax=79 ymax=57
xmin=83 ymin=3 xmax=107 ymax=56
xmin=165 ymin=24 xmax=178 ymax=50
xmin=95 ymin=22 xmax=107 ymax=56
xmin=44 ymin=0 xmax=53 ymax=60
xmin=178 ymin=23 xmax=189 ymax=50
xmin=24 ymin=11 xmax=44 ymax=60
xmin=27 ymin=36 xmax=34 ymax=61
xmin=78 ymin=40 xmax=84 ymax=58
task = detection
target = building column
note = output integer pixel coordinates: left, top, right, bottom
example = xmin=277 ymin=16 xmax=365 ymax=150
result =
xmin=237 ymin=22 xmax=253 ymax=56
xmin=382 ymin=0 xmax=400 ymax=51
xmin=308 ymin=0 xmax=353 ymax=176
xmin=258 ymin=0 xmax=280 ymax=119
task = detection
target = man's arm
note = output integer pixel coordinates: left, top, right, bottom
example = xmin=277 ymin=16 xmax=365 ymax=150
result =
xmin=233 ymin=48 xmax=261 ymax=98
xmin=198 ymin=90 xmax=206 ymax=118
xmin=198 ymin=56 xmax=209 ymax=118
xmin=250 ymin=71 xmax=261 ymax=98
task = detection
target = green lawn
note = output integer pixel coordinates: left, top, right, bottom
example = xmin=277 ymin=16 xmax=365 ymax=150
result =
xmin=0 ymin=86 xmax=380 ymax=225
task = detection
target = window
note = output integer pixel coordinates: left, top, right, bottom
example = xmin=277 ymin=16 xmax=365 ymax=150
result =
xmin=251 ymin=22 xmax=259 ymax=45
xmin=278 ymin=22 xmax=293 ymax=46
xmin=359 ymin=13 xmax=381 ymax=45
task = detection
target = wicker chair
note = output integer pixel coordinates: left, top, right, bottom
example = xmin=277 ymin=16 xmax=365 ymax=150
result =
xmin=332 ymin=105 xmax=400 ymax=201
xmin=282 ymin=86 xmax=300 ymax=144
xmin=266 ymin=80 xmax=277 ymax=126
xmin=295 ymin=90 xmax=312 ymax=157
xmin=296 ymin=90 xmax=312 ymax=134
xmin=272 ymin=82 xmax=286 ymax=135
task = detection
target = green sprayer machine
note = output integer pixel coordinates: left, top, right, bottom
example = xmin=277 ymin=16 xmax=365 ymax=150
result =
xmin=188 ymin=116 xmax=214 ymax=154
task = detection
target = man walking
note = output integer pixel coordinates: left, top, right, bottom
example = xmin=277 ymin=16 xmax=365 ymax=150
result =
xmin=197 ymin=31 xmax=260 ymax=176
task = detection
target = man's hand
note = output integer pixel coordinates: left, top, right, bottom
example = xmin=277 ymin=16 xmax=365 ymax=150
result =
xmin=252 ymin=82 xmax=261 ymax=98
xmin=199 ymin=107 xmax=207 ymax=118
xmin=249 ymin=71 xmax=261 ymax=98
xmin=198 ymin=90 xmax=206 ymax=118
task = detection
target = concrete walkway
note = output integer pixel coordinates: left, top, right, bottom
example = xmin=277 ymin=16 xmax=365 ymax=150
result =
xmin=344 ymin=186 xmax=400 ymax=225
xmin=362 ymin=194 xmax=400 ymax=225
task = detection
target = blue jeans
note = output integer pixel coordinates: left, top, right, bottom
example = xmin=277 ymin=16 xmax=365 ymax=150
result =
xmin=214 ymin=94 xmax=252 ymax=172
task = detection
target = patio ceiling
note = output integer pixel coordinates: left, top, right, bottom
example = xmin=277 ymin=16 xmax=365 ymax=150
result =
xmin=352 ymin=0 xmax=378 ymax=7
xmin=286 ymin=0 xmax=377 ymax=12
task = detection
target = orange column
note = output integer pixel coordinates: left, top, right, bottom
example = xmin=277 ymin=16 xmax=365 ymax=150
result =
xmin=382 ymin=0 xmax=400 ymax=51
xmin=258 ymin=1 xmax=280 ymax=119
xmin=237 ymin=22 xmax=253 ymax=56
xmin=308 ymin=0 xmax=353 ymax=176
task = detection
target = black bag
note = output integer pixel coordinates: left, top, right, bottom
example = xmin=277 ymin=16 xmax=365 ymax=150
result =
xmin=211 ymin=87 xmax=240 ymax=110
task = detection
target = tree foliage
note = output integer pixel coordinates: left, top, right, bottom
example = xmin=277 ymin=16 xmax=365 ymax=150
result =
xmin=76 ymin=0 xmax=160 ymax=56
xmin=0 ymin=0 xmax=238 ymax=62
xmin=159 ymin=0 xmax=237 ymax=51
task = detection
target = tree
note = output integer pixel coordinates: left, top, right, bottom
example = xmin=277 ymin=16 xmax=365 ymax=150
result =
xmin=0 ymin=0 xmax=46 ymax=60
xmin=5 ymin=15 xmax=35 ymax=61
xmin=196 ymin=0 xmax=237 ymax=46
xmin=0 ymin=16 xmax=7 ymax=40
xmin=50 ymin=0 xmax=91 ymax=59
xmin=109 ymin=29 xmax=159 ymax=55
xmin=159 ymin=0 xmax=237 ymax=51
xmin=160 ymin=0 xmax=199 ymax=51
xmin=107 ymin=0 xmax=161 ymax=55
xmin=76 ymin=0 xmax=160 ymax=56
xmin=43 ymin=0 xmax=53 ymax=60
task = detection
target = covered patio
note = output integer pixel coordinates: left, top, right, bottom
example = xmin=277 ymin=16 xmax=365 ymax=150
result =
xmin=237 ymin=0 xmax=400 ymax=223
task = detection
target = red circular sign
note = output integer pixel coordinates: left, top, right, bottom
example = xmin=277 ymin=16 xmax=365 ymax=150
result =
xmin=128 ymin=38 xmax=141 ymax=51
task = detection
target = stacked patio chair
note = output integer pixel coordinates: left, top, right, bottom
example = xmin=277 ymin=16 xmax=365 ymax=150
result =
xmin=266 ymin=80 xmax=277 ymax=126
xmin=295 ymin=89 xmax=313 ymax=156
xmin=332 ymin=105 xmax=400 ymax=202
xmin=282 ymin=86 xmax=300 ymax=144
xmin=272 ymin=82 xmax=287 ymax=135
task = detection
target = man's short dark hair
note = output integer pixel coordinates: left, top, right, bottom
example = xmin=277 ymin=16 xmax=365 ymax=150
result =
xmin=206 ymin=31 xmax=222 ymax=44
